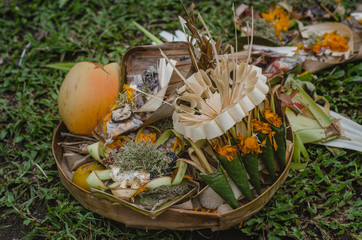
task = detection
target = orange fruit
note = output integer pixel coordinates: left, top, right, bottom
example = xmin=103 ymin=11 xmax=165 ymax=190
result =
xmin=72 ymin=162 xmax=105 ymax=191
xmin=58 ymin=62 xmax=120 ymax=135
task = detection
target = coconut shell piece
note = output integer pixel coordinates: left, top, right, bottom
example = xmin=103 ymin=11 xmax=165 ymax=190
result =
xmin=111 ymin=105 xmax=132 ymax=123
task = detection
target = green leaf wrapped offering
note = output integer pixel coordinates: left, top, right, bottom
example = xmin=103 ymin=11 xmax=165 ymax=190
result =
xmin=239 ymin=135 xmax=263 ymax=195
xmin=200 ymin=166 xmax=240 ymax=209
xmin=213 ymin=141 xmax=253 ymax=201
xmin=251 ymin=119 xmax=277 ymax=182
xmin=263 ymin=109 xmax=287 ymax=171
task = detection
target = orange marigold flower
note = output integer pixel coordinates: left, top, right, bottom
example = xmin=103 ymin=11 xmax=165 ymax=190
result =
xmin=107 ymin=139 xmax=125 ymax=149
xmin=242 ymin=136 xmax=262 ymax=155
xmin=251 ymin=120 xmax=279 ymax=150
xmin=261 ymin=11 xmax=274 ymax=22
xmin=137 ymin=133 xmax=157 ymax=143
xmin=310 ymin=31 xmax=349 ymax=53
xmin=251 ymin=119 xmax=272 ymax=134
xmin=294 ymin=44 xmax=306 ymax=54
xmin=122 ymin=84 xmax=135 ymax=103
xmin=262 ymin=7 xmax=292 ymax=41
xmin=263 ymin=109 xmax=283 ymax=128
xmin=213 ymin=140 xmax=238 ymax=162
xmin=310 ymin=39 xmax=322 ymax=53
xmin=237 ymin=134 xmax=244 ymax=147
xmin=123 ymin=84 xmax=135 ymax=93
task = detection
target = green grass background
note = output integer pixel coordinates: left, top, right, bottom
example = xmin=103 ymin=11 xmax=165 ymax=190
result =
xmin=0 ymin=0 xmax=361 ymax=239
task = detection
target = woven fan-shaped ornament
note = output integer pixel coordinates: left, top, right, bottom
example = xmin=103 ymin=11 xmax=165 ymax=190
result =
xmin=173 ymin=58 xmax=269 ymax=141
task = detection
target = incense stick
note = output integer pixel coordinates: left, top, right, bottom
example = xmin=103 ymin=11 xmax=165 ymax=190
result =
xmin=233 ymin=3 xmax=238 ymax=53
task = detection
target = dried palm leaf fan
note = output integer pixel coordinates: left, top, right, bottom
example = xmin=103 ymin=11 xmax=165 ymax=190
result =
xmin=172 ymin=60 xmax=269 ymax=140
xmin=170 ymin=4 xmax=268 ymax=141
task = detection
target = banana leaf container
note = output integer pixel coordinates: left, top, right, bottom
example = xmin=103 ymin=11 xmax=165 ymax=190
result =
xmin=52 ymin=121 xmax=294 ymax=230
xmin=120 ymin=42 xmax=192 ymax=125
xmin=53 ymin=42 xmax=294 ymax=230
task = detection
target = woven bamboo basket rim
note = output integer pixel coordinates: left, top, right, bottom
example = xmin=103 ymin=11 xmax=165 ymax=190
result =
xmin=52 ymin=121 xmax=294 ymax=231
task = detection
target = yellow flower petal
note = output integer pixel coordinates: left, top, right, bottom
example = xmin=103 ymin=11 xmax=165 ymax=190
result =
xmin=213 ymin=140 xmax=238 ymax=161
xmin=137 ymin=133 xmax=157 ymax=143
xmin=263 ymin=109 xmax=283 ymax=128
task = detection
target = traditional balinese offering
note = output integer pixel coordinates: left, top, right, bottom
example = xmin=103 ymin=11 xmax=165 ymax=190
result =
xmin=52 ymin=3 xmax=295 ymax=230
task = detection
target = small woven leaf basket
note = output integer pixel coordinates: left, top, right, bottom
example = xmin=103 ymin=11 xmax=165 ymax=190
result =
xmin=52 ymin=42 xmax=294 ymax=230
xmin=52 ymin=122 xmax=293 ymax=231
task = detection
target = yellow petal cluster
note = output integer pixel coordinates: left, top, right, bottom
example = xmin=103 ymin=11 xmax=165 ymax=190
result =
xmin=262 ymin=7 xmax=292 ymax=41
xmin=107 ymin=139 xmax=125 ymax=150
xmin=213 ymin=141 xmax=238 ymax=162
xmin=137 ymin=133 xmax=157 ymax=143
xmin=310 ymin=31 xmax=349 ymax=53
xmin=122 ymin=84 xmax=135 ymax=104
xmin=263 ymin=109 xmax=283 ymax=128
xmin=241 ymin=136 xmax=262 ymax=155
xmin=173 ymin=137 xmax=181 ymax=151
xmin=251 ymin=119 xmax=272 ymax=134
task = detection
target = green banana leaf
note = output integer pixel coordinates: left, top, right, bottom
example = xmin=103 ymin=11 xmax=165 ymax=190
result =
xmin=44 ymin=62 xmax=75 ymax=71
xmin=132 ymin=21 xmax=163 ymax=45
xmin=271 ymin=124 xmax=286 ymax=171
xmin=258 ymin=133 xmax=277 ymax=182
xmin=243 ymin=153 xmax=261 ymax=195
xmin=200 ymin=166 xmax=240 ymax=209
xmin=291 ymin=131 xmax=310 ymax=170
xmin=90 ymin=179 xmax=198 ymax=218
xmin=215 ymin=153 xmax=253 ymax=201
xmin=260 ymin=113 xmax=287 ymax=172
